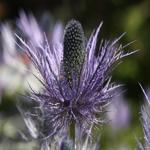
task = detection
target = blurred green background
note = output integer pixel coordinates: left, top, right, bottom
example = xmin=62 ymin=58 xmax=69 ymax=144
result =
xmin=0 ymin=0 xmax=150 ymax=149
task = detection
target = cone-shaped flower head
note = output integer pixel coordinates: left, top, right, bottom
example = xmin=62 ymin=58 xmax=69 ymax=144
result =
xmin=16 ymin=12 xmax=134 ymax=138
xmin=63 ymin=20 xmax=85 ymax=86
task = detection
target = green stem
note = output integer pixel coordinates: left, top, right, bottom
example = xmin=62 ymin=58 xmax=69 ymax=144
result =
xmin=69 ymin=121 xmax=75 ymax=149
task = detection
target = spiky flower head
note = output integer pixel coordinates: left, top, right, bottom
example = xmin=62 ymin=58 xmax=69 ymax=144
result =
xmin=16 ymin=12 xmax=134 ymax=139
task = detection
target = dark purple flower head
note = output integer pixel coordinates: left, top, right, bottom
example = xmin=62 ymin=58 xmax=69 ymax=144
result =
xmin=16 ymin=12 xmax=135 ymax=138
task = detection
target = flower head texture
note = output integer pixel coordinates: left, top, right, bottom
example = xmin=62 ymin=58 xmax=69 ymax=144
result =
xmin=16 ymin=12 xmax=134 ymax=138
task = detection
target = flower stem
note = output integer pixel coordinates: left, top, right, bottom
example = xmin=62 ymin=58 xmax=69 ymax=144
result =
xmin=69 ymin=121 xmax=75 ymax=149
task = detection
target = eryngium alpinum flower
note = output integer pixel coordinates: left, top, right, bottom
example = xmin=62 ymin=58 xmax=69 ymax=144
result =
xmin=16 ymin=12 xmax=134 ymax=138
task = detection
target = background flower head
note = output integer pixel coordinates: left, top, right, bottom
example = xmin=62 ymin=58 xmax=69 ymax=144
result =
xmin=138 ymin=85 xmax=150 ymax=149
xmin=107 ymin=93 xmax=131 ymax=130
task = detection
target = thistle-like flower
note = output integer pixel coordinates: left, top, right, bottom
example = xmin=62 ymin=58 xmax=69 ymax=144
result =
xmin=16 ymin=12 xmax=134 ymax=139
